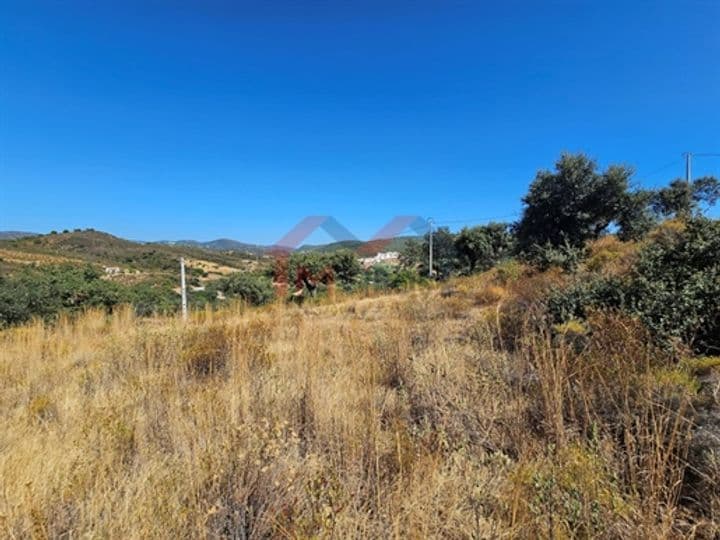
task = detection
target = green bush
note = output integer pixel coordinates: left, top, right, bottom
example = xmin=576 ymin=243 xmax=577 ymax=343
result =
xmin=547 ymin=218 xmax=720 ymax=354
xmin=626 ymin=218 xmax=720 ymax=353
xmin=547 ymin=276 xmax=626 ymax=323
xmin=283 ymin=249 xmax=362 ymax=291
xmin=526 ymin=241 xmax=587 ymax=272
xmin=0 ymin=264 xmax=124 ymax=326
xmin=127 ymin=281 xmax=179 ymax=317
xmin=362 ymin=264 xmax=425 ymax=290
xmin=217 ymin=273 xmax=275 ymax=306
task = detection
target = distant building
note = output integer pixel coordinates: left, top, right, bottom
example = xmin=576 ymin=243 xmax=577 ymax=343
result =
xmin=359 ymin=251 xmax=400 ymax=268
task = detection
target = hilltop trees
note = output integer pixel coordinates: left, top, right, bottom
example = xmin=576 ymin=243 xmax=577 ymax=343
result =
xmin=513 ymin=153 xmax=720 ymax=262
xmin=616 ymin=188 xmax=658 ymax=241
xmin=514 ymin=154 xmax=631 ymax=252
xmin=653 ymin=177 xmax=720 ymax=219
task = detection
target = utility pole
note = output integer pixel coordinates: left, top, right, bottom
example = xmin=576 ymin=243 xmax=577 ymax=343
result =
xmin=684 ymin=152 xmax=692 ymax=184
xmin=427 ymin=217 xmax=434 ymax=278
xmin=683 ymin=152 xmax=720 ymax=182
xmin=180 ymin=257 xmax=188 ymax=321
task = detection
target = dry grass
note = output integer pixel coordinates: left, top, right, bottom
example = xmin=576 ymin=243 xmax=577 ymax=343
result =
xmin=0 ymin=277 xmax=716 ymax=538
xmin=584 ymin=236 xmax=639 ymax=276
xmin=0 ymin=248 xmax=84 ymax=267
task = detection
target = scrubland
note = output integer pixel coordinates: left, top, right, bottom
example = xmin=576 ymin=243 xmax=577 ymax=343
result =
xmin=1 ymin=265 xmax=719 ymax=538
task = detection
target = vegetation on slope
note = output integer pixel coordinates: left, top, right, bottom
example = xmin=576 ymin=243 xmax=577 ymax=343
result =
xmin=1 ymin=152 xmax=719 ymax=537
xmin=1 ymin=271 xmax=718 ymax=537
xmin=0 ymin=229 xmax=259 ymax=272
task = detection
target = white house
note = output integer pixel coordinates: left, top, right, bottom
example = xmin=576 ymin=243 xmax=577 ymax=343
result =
xmin=359 ymin=251 xmax=400 ymax=268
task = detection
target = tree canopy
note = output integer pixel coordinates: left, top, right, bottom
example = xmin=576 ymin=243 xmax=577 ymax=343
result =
xmin=454 ymin=222 xmax=514 ymax=272
xmin=514 ymin=153 xmax=631 ymax=251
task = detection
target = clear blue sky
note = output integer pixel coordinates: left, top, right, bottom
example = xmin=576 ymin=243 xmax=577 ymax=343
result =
xmin=1 ymin=1 xmax=719 ymax=244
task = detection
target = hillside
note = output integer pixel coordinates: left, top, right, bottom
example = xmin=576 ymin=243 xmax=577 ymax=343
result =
xmin=1 ymin=265 xmax=719 ymax=537
xmin=0 ymin=230 xmax=264 ymax=274
xmin=297 ymin=235 xmax=417 ymax=255
xmin=157 ymin=238 xmax=266 ymax=255
xmin=160 ymin=236 xmax=418 ymax=256
xmin=0 ymin=231 xmax=38 ymax=240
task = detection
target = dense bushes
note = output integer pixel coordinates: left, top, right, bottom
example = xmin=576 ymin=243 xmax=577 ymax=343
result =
xmin=628 ymin=218 xmax=720 ymax=353
xmin=361 ymin=264 xmax=426 ymax=290
xmin=0 ymin=265 xmax=124 ymax=326
xmin=214 ymin=272 xmax=275 ymax=306
xmin=0 ymin=265 xmax=187 ymax=326
xmin=547 ymin=276 xmax=626 ymax=323
xmin=547 ymin=218 xmax=720 ymax=354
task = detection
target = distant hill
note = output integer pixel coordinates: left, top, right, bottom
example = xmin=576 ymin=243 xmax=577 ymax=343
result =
xmin=298 ymin=236 xmax=418 ymax=255
xmin=0 ymin=231 xmax=38 ymax=240
xmin=161 ymin=235 xmax=420 ymax=256
xmin=0 ymin=230 xmax=262 ymax=274
xmin=0 ymin=230 xmax=419 ymax=277
xmin=157 ymin=238 xmax=265 ymax=255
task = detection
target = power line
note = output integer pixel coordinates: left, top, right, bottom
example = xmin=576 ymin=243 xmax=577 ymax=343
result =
xmin=434 ymin=212 xmax=521 ymax=225
xmin=432 ymin=153 xmax=719 ymax=229
xmin=640 ymin=159 xmax=683 ymax=179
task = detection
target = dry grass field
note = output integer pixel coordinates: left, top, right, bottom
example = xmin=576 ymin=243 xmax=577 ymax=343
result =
xmin=1 ymin=271 xmax=718 ymax=538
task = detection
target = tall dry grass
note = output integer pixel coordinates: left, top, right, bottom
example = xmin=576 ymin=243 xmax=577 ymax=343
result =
xmin=0 ymin=277 xmax=717 ymax=538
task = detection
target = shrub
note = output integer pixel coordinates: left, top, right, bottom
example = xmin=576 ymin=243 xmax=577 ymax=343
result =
xmin=584 ymin=236 xmax=638 ymax=276
xmin=217 ymin=272 xmax=275 ymax=306
xmin=507 ymin=444 xmax=629 ymax=537
xmin=493 ymin=259 xmax=527 ymax=285
xmin=525 ymin=241 xmax=586 ymax=272
xmin=128 ymin=281 xmax=179 ymax=316
xmin=544 ymin=218 xmax=720 ymax=354
xmin=0 ymin=264 xmax=125 ymax=326
xmin=626 ymin=218 xmax=720 ymax=353
xmin=546 ymin=276 xmax=626 ymax=324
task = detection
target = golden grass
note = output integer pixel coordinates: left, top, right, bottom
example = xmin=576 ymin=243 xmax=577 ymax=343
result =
xmin=0 ymin=248 xmax=84 ymax=266
xmin=0 ymin=279 xmax=715 ymax=538
xmin=584 ymin=236 xmax=639 ymax=276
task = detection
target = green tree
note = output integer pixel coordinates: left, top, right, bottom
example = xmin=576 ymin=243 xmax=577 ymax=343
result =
xmin=653 ymin=177 xmax=720 ymax=220
xmin=617 ymin=189 xmax=658 ymax=241
xmin=286 ymin=249 xmax=361 ymax=291
xmin=0 ymin=264 xmax=125 ymax=327
xmin=454 ymin=222 xmax=514 ymax=273
xmin=399 ymin=228 xmax=459 ymax=278
xmin=325 ymin=249 xmax=362 ymax=288
xmin=515 ymin=153 xmax=631 ymax=251
xmin=217 ymin=272 xmax=275 ymax=306
xmin=399 ymin=238 xmax=424 ymax=269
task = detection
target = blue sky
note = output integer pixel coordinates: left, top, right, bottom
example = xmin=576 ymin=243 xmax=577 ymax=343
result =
xmin=1 ymin=1 xmax=719 ymax=244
